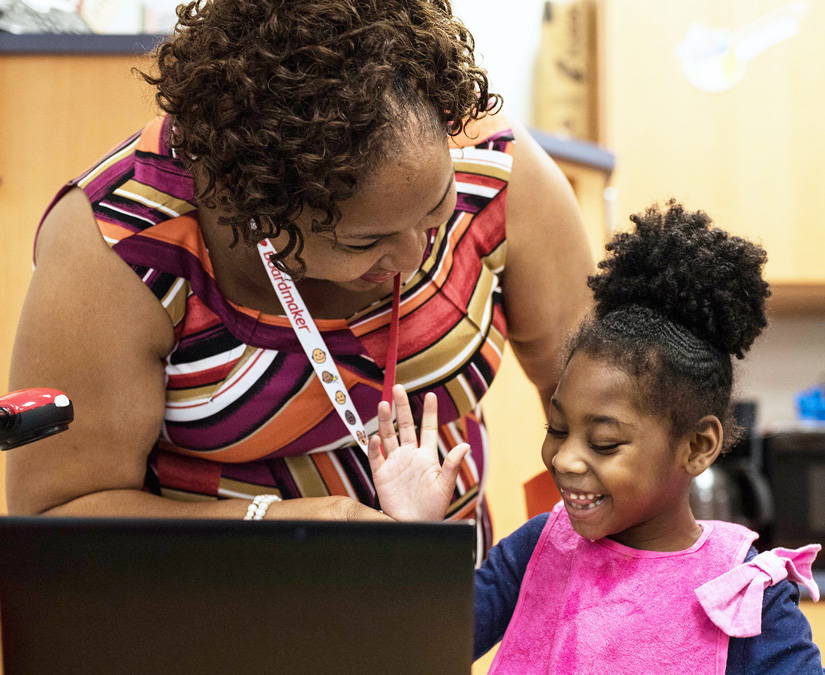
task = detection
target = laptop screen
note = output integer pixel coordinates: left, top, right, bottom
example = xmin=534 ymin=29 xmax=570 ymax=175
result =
xmin=0 ymin=517 xmax=475 ymax=674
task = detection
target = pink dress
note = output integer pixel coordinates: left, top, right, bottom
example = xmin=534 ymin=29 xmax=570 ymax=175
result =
xmin=490 ymin=502 xmax=820 ymax=674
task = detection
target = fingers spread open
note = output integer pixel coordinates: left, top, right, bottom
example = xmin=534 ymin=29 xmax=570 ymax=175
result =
xmin=441 ymin=443 xmax=470 ymax=491
xmin=419 ymin=391 xmax=439 ymax=451
xmin=377 ymin=399 xmax=399 ymax=454
xmin=392 ymin=384 xmax=417 ymax=447
xmin=367 ymin=434 xmax=385 ymax=472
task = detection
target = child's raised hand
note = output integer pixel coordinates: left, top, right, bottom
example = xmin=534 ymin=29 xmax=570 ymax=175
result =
xmin=368 ymin=384 xmax=470 ymax=521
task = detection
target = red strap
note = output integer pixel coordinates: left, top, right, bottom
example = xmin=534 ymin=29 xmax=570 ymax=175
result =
xmin=381 ymin=274 xmax=402 ymax=403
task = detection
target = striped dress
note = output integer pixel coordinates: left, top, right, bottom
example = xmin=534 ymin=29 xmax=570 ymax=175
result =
xmin=49 ymin=116 xmax=513 ymax=555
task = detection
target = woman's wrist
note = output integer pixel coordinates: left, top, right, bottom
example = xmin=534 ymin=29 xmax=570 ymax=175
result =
xmin=243 ymin=494 xmax=283 ymax=520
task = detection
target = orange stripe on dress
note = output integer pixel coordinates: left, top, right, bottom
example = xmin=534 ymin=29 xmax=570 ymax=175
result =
xmin=97 ymin=218 xmax=137 ymax=244
xmin=447 ymin=497 xmax=480 ymax=521
xmin=479 ymin=338 xmax=503 ymax=373
xmin=137 ymin=215 xmax=216 ymax=277
xmin=311 ymin=452 xmax=352 ymax=497
xmin=138 ymin=219 xmax=352 ymax=333
xmin=351 ymin=211 xmax=475 ymax=337
xmin=135 ymin=116 xmax=166 ymax=154
xmin=229 ymin=301 xmax=348 ymax=331
xmin=171 ymin=369 xmax=381 ymax=463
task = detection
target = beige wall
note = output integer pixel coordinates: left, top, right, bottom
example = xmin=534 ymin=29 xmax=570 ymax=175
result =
xmin=600 ymin=0 xmax=825 ymax=285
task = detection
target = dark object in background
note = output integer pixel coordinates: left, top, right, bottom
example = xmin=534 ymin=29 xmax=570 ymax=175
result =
xmin=690 ymin=401 xmax=774 ymax=541
xmin=764 ymin=428 xmax=825 ymax=570
xmin=0 ymin=388 xmax=73 ymax=450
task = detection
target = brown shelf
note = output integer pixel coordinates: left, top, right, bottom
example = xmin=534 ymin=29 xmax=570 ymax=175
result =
xmin=767 ymin=283 xmax=825 ymax=315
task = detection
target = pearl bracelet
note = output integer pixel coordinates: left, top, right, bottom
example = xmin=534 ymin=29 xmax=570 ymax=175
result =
xmin=243 ymin=494 xmax=283 ymax=520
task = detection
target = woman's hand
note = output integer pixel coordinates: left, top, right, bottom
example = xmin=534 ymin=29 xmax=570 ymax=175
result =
xmin=368 ymin=384 xmax=469 ymax=521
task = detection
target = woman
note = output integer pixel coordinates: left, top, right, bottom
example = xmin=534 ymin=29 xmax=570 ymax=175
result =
xmin=7 ymin=0 xmax=592 ymax=553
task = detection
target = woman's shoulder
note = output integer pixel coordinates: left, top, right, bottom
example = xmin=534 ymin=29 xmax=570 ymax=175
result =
xmin=450 ymin=111 xmax=513 ymax=150
xmin=71 ymin=115 xmax=198 ymax=245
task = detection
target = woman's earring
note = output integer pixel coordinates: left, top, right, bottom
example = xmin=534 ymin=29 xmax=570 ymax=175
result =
xmin=249 ymin=218 xmax=259 ymax=231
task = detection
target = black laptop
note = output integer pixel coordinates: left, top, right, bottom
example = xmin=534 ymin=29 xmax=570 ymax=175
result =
xmin=0 ymin=518 xmax=475 ymax=674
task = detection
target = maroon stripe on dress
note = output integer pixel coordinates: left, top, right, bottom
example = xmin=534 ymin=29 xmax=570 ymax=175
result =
xmin=220 ymin=460 xmax=279 ymax=488
xmin=152 ymin=450 xmax=222 ymax=496
xmin=84 ymin=156 xmax=137 ymax=204
xmin=114 ymin=235 xmax=367 ymax=353
xmin=100 ymin=197 xmax=182 ymax=228
xmin=133 ymin=157 xmax=196 ymax=203
xmin=334 ymin=446 xmax=379 ymax=506
xmin=165 ymin=354 xmax=314 ymax=450
xmin=265 ymin=457 xmax=303 ymax=499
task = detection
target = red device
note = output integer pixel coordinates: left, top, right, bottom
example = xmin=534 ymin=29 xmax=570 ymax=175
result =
xmin=0 ymin=388 xmax=73 ymax=451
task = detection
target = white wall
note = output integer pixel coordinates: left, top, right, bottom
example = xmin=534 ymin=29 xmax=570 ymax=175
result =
xmin=451 ymin=0 xmax=546 ymax=125
xmin=737 ymin=316 xmax=825 ymax=429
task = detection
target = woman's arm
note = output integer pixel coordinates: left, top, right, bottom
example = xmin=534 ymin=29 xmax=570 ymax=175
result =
xmin=7 ymin=188 xmax=386 ymax=522
xmin=502 ymin=120 xmax=595 ymax=415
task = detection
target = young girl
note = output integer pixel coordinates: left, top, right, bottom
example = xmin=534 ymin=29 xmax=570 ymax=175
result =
xmin=368 ymin=202 xmax=823 ymax=673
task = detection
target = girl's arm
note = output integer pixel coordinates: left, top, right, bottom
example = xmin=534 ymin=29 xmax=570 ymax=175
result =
xmin=473 ymin=513 xmax=549 ymax=660
xmin=726 ymin=552 xmax=824 ymax=673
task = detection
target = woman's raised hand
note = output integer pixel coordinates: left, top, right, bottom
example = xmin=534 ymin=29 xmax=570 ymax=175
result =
xmin=368 ymin=384 xmax=470 ymax=521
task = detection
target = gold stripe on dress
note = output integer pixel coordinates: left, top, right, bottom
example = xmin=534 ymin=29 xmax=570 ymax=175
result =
xmin=114 ymin=179 xmax=196 ymax=218
xmin=217 ymin=478 xmax=283 ymax=500
xmin=160 ymin=487 xmax=218 ymax=502
xmin=284 ymin=455 xmax=330 ymax=497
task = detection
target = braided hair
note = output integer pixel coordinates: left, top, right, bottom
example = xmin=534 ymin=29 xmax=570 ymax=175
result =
xmin=569 ymin=200 xmax=770 ymax=449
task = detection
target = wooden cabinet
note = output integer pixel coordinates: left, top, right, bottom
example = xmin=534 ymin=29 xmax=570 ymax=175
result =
xmin=0 ymin=52 xmax=157 ymax=383
xmin=598 ymin=0 xmax=825 ymax=311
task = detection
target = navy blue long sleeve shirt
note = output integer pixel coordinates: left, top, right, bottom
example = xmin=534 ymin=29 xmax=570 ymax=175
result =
xmin=474 ymin=514 xmax=824 ymax=673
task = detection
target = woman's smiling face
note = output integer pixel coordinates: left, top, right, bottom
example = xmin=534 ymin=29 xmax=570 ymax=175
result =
xmin=275 ymin=134 xmax=457 ymax=292
xmin=542 ymin=351 xmax=696 ymax=551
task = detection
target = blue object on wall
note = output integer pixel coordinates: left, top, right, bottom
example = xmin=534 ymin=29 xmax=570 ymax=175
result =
xmin=796 ymin=385 xmax=825 ymax=421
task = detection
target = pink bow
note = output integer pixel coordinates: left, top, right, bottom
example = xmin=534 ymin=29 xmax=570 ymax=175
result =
xmin=695 ymin=544 xmax=821 ymax=638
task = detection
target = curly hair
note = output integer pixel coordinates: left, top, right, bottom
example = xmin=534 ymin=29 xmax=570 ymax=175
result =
xmin=569 ymin=200 xmax=771 ymax=450
xmin=138 ymin=0 xmax=499 ymax=276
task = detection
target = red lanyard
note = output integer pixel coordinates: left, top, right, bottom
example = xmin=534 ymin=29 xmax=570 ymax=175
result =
xmin=381 ymin=274 xmax=401 ymax=403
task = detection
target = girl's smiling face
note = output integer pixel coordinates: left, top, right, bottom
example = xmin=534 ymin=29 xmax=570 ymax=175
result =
xmin=542 ymin=351 xmax=700 ymax=551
